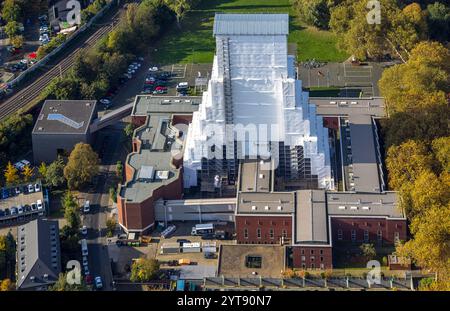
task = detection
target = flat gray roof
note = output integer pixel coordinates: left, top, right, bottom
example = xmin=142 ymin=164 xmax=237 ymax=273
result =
xmin=348 ymin=114 xmax=381 ymax=192
xmin=237 ymin=191 xmax=294 ymax=214
xmin=121 ymin=96 xmax=200 ymax=203
xmin=132 ymin=95 xmax=201 ymax=116
xmin=326 ymin=192 xmax=404 ymax=218
xmin=213 ymin=13 xmax=289 ymax=36
xmin=295 ymin=190 xmax=328 ymax=244
xmin=32 ymin=100 xmax=96 ymax=134
xmin=239 ymin=159 xmax=272 ymax=192
xmin=311 ymin=97 xmax=386 ymax=118
xmin=121 ymin=114 xmax=182 ymax=203
xmin=17 ymin=218 xmax=61 ymax=290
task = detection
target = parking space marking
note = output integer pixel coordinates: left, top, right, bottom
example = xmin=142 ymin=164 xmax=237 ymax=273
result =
xmin=171 ymin=64 xmax=187 ymax=79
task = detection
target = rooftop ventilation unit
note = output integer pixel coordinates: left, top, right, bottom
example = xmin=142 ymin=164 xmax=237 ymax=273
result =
xmin=277 ymin=206 xmax=282 ymax=211
xmin=338 ymin=206 xmax=346 ymax=210
xmin=251 ymin=205 xmax=257 ymax=211
xmin=264 ymin=206 xmax=270 ymax=210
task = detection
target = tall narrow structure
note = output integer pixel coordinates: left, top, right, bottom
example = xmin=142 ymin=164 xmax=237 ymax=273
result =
xmin=183 ymin=14 xmax=333 ymax=190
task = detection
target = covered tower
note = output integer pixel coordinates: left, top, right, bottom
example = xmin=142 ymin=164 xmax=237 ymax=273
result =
xmin=183 ymin=13 xmax=333 ymax=191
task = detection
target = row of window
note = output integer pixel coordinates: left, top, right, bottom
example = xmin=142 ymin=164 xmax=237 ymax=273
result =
xmin=300 ymin=256 xmax=325 ymax=262
xmin=243 ymin=220 xmax=290 ymax=226
xmin=243 ymin=228 xmax=288 ymax=239
xmin=337 ymin=229 xmax=400 ymax=242
xmin=299 ymin=249 xmax=325 ymax=255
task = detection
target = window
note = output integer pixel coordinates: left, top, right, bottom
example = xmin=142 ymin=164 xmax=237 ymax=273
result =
xmin=311 ymin=263 xmax=315 ymax=269
xmin=257 ymin=228 xmax=261 ymax=239
xmin=282 ymin=230 xmax=287 ymax=238
xmin=320 ymin=249 xmax=323 ymax=255
xmin=320 ymin=264 xmax=325 ymax=269
xmin=337 ymin=229 xmax=343 ymax=240
xmin=245 ymin=256 xmax=262 ymax=269
xmin=269 ymin=229 xmax=274 ymax=239
xmin=351 ymin=230 xmax=356 ymax=241
xmin=301 ymin=256 xmax=306 ymax=262
xmin=301 ymin=249 xmax=305 ymax=255
xmin=320 ymin=256 xmax=324 ymax=262
xmin=377 ymin=230 xmax=382 ymax=241
xmin=302 ymin=264 xmax=306 ymax=269
xmin=394 ymin=232 xmax=400 ymax=243
xmin=364 ymin=230 xmax=369 ymax=242
xmin=310 ymin=249 xmax=314 ymax=255
xmin=310 ymin=256 xmax=315 ymax=262
xmin=244 ymin=228 xmax=248 ymax=239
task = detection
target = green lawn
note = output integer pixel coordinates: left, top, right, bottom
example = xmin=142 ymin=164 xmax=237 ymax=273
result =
xmin=152 ymin=0 xmax=348 ymax=64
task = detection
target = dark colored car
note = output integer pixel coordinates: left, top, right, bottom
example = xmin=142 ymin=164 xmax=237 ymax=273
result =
xmin=0 ymin=210 xmax=5 ymax=217
xmin=176 ymin=239 xmax=191 ymax=244
xmin=204 ymin=252 xmax=217 ymax=259
xmin=4 ymin=208 xmax=10 ymax=216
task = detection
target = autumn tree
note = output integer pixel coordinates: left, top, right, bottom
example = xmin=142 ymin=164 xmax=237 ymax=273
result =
xmin=360 ymin=243 xmax=377 ymax=261
xmin=21 ymin=164 xmax=33 ymax=182
xmin=62 ymin=192 xmax=80 ymax=230
xmin=38 ymin=162 xmax=47 ymax=181
xmin=106 ymin=218 xmax=117 ymax=237
xmin=45 ymin=156 xmax=66 ymax=188
xmin=0 ymin=278 xmax=15 ymax=291
xmin=4 ymin=161 xmax=19 ymax=185
xmin=292 ymin=0 xmax=331 ymax=29
xmin=64 ymin=143 xmax=99 ymax=190
xmin=49 ymin=272 xmax=88 ymax=291
xmin=130 ymin=258 xmax=160 ymax=282
xmin=386 ymin=140 xmax=433 ymax=191
xmin=432 ymin=137 xmax=450 ymax=173
xmin=396 ymin=205 xmax=450 ymax=289
xmin=379 ymin=41 xmax=449 ymax=115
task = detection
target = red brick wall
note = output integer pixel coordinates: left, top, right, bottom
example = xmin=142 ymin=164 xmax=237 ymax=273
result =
xmin=292 ymin=246 xmax=333 ymax=270
xmin=131 ymin=116 xmax=147 ymax=127
xmin=330 ymin=217 xmax=407 ymax=244
xmin=235 ymin=215 xmax=292 ymax=244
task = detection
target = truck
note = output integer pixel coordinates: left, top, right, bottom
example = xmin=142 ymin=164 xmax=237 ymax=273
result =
xmin=191 ymin=223 xmax=214 ymax=236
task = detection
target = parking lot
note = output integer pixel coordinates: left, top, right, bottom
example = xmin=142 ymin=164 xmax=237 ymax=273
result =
xmin=0 ymin=182 xmax=46 ymax=227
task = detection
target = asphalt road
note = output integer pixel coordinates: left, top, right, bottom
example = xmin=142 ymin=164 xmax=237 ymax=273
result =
xmin=81 ymin=127 xmax=124 ymax=290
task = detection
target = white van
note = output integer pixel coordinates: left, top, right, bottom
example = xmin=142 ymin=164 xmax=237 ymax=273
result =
xmin=81 ymin=239 xmax=88 ymax=256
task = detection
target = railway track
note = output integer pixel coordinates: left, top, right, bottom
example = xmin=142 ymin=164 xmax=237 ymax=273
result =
xmin=0 ymin=6 xmax=123 ymax=121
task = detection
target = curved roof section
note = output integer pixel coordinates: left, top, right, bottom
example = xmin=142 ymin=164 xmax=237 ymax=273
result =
xmin=213 ymin=13 xmax=289 ymax=36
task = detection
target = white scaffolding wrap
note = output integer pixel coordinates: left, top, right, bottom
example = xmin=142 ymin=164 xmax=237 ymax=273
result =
xmin=183 ymin=14 xmax=333 ymax=190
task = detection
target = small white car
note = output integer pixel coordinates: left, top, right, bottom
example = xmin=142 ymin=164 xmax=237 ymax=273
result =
xmin=84 ymin=266 xmax=90 ymax=275
xmin=17 ymin=205 xmax=23 ymax=214
xmin=94 ymin=276 xmax=103 ymax=289
xmin=83 ymin=201 xmax=90 ymax=213
xmin=148 ymin=66 xmax=158 ymax=72
xmin=34 ymin=184 xmax=41 ymax=192
xmin=36 ymin=200 xmax=43 ymax=210
xmin=28 ymin=184 xmax=34 ymax=193
xmin=81 ymin=225 xmax=88 ymax=235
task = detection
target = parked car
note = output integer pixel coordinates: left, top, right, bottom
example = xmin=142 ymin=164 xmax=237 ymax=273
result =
xmin=36 ymin=200 xmax=43 ymax=210
xmin=81 ymin=225 xmax=88 ymax=235
xmin=10 ymin=207 xmax=18 ymax=215
xmin=176 ymin=239 xmax=191 ymax=245
xmin=1 ymin=188 xmax=9 ymax=199
xmin=148 ymin=66 xmax=158 ymax=72
xmin=17 ymin=205 xmax=23 ymax=214
xmin=84 ymin=266 xmax=90 ymax=275
xmin=4 ymin=208 xmax=10 ymax=216
xmin=31 ymin=203 xmax=37 ymax=211
xmin=204 ymin=252 xmax=217 ymax=259
xmin=34 ymin=184 xmax=41 ymax=192
xmin=82 ymin=256 xmax=88 ymax=267
xmin=14 ymin=187 xmax=21 ymax=195
xmin=94 ymin=276 xmax=103 ymax=289
xmin=0 ymin=210 xmax=5 ymax=217
xmin=83 ymin=201 xmax=90 ymax=213
xmin=85 ymin=275 xmax=93 ymax=285
xmin=100 ymin=98 xmax=112 ymax=109
xmin=24 ymin=205 xmax=31 ymax=212
xmin=28 ymin=184 xmax=34 ymax=193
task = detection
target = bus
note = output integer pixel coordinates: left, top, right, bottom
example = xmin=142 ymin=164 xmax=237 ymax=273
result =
xmin=191 ymin=223 xmax=214 ymax=236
